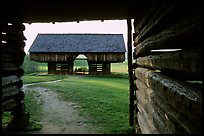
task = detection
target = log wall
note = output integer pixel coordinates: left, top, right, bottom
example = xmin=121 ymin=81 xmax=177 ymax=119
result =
xmin=132 ymin=1 xmax=202 ymax=134
xmin=2 ymin=22 xmax=30 ymax=131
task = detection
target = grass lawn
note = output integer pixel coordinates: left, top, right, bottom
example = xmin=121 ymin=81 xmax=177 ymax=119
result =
xmin=38 ymin=75 xmax=130 ymax=134
xmin=22 ymin=73 xmax=67 ymax=84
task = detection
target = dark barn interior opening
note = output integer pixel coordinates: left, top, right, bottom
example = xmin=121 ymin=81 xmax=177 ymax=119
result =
xmin=2 ymin=0 xmax=202 ymax=134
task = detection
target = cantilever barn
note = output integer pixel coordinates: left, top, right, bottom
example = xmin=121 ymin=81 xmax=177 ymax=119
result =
xmin=28 ymin=33 xmax=126 ymax=75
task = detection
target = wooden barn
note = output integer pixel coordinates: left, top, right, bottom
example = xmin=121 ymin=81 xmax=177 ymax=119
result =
xmin=28 ymin=34 xmax=126 ymax=75
xmin=2 ymin=0 xmax=202 ymax=134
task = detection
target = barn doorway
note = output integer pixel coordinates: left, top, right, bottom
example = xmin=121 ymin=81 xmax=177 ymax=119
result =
xmin=73 ymin=54 xmax=89 ymax=75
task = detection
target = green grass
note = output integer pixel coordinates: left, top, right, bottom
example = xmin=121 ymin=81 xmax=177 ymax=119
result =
xmin=38 ymin=75 xmax=130 ymax=134
xmin=111 ymin=61 xmax=128 ymax=73
xmin=22 ymin=73 xmax=67 ymax=84
xmin=24 ymin=89 xmax=43 ymax=122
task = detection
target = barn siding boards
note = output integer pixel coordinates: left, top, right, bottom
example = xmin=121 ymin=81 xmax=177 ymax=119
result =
xmin=135 ymin=48 xmax=202 ymax=80
xmin=30 ymin=53 xmax=125 ymax=62
xmin=88 ymin=62 xmax=111 ymax=75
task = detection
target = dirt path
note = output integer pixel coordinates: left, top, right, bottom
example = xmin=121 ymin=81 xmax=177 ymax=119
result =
xmin=23 ymin=78 xmax=99 ymax=134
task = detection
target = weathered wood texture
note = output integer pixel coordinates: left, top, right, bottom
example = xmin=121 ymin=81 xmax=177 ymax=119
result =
xmin=136 ymin=48 xmax=202 ymax=80
xmin=134 ymin=67 xmax=202 ymax=133
xmin=30 ymin=52 xmax=125 ymax=62
xmin=89 ymin=62 xmax=111 ymax=75
xmin=133 ymin=2 xmax=202 ymax=57
xmin=133 ymin=1 xmax=202 ymax=134
xmin=2 ymin=22 xmax=26 ymax=113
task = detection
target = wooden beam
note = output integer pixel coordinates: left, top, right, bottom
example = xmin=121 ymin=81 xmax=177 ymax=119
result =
xmin=135 ymin=67 xmax=202 ymax=129
xmin=134 ymin=8 xmax=202 ymax=57
xmin=136 ymin=48 xmax=202 ymax=80
xmin=127 ymin=19 xmax=135 ymax=127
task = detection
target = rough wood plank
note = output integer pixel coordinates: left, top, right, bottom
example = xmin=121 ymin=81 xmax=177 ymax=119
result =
xmin=134 ymin=2 xmax=177 ymax=45
xmin=137 ymin=112 xmax=152 ymax=134
xmin=2 ymin=85 xmax=21 ymax=101
xmin=135 ymin=79 xmax=154 ymax=101
xmin=136 ymin=48 xmax=202 ymax=80
xmin=135 ymin=67 xmax=202 ymax=129
xmin=2 ymin=53 xmax=25 ymax=66
xmin=2 ymin=63 xmax=21 ymax=71
xmin=2 ymin=33 xmax=26 ymax=42
xmin=135 ymin=67 xmax=202 ymax=106
xmin=151 ymin=93 xmax=202 ymax=133
xmin=135 ymin=79 xmax=159 ymax=134
xmin=152 ymin=102 xmax=176 ymax=134
xmin=136 ymin=89 xmax=154 ymax=118
xmin=2 ymin=41 xmax=26 ymax=49
xmin=2 ymin=46 xmax=26 ymax=58
xmin=137 ymin=100 xmax=159 ymax=134
xmin=2 ymin=99 xmax=19 ymax=112
xmin=134 ymin=8 xmax=202 ymax=57
xmin=2 ymin=23 xmax=25 ymax=33
xmin=134 ymin=67 xmax=156 ymax=87
xmin=133 ymin=2 xmax=159 ymax=34
xmin=2 ymin=75 xmax=20 ymax=86
xmin=2 ymin=67 xmax=24 ymax=78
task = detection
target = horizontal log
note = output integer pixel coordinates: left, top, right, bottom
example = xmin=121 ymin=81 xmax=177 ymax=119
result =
xmin=2 ymin=67 xmax=24 ymax=78
xmin=134 ymin=2 xmax=177 ymax=45
xmin=134 ymin=67 xmax=155 ymax=87
xmin=133 ymin=2 xmax=159 ymax=34
xmin=2 ymin=54 xmax=25 ymax=65
xmin=2 ymin=33 xmax=26 ymax=41
xmin=2 ymin=63 xmax=22 ymax=71
xmin=136 ymin=89 xmax=154 ymax=118
xmin=136 ymin=48 xmax=202 ymax=80
xmin=137 ymin=104 xmax=159 ymax=134
xmin=137 ymin=112 xmax=150 ymax=134
xmin=2 ymin=75 xmax=20 ymax=86
xmin=2 ymin=98 xmax=20 ymax=112
xmin=152 ymin=102 xmax=176 ymax=134
xmin=135 ymin=67 xmax=202 ymax=128
xmin=135 ymin=79 xmax=154 ymax=100
xmin=2 ymin=23 xmax=25 ymax=33
xmin=152 ymin=93 xmax=202 ymax=133
xmin=135 ymin=67 xmax=202 ymax=105
xmin=134 ymin=9 xmax=202 ymax=57
xmin=2 ymin=41 xmax=26 ymax=49
xmin=2 ymin=85 xmax=21 ymax=101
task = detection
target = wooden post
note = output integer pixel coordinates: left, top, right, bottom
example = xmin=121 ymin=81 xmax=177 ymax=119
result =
xmin=127 ymin=19 xmax=135 ymax=127
xmin=48 ymin=62 xmax=56 ymax=74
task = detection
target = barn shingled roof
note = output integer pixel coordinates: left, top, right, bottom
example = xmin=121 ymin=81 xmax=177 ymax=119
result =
xmin=28 ymin=34 xmax=126 ymax=53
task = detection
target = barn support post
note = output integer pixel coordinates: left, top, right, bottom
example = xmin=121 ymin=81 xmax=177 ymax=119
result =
xmin=102 ymin=62 xmax=111 ymax=74
xmin=67 ymin=61 xmax=74 ymax=74
xmin=48 ymin=62 xmax=56 ymax=74
xmin=127 ymin=18 xmax=135 ymax=130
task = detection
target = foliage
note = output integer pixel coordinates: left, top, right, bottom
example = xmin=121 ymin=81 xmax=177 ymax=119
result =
xmin=2 ymin=112 xmax=12 ymax=129
xmin=23 ymin=55 xmax=39 ymax=74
